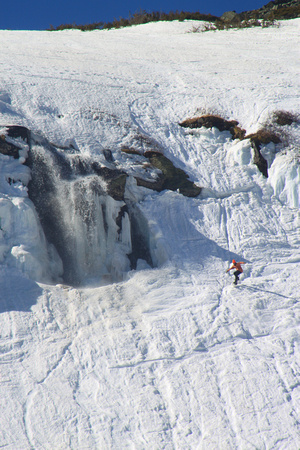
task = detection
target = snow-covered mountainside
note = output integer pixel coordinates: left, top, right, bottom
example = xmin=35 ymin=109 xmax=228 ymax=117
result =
xmin=0 ymin=19 xmax=299 ymax=449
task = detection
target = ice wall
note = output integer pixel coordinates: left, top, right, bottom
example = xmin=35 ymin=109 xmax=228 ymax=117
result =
xmin=0 ymin=150 xmax=63 ymax=283
xmin=0 ymin=127 xmax=157 ymax=286
xmin=27 ymin=144 xmax=130 ymax=285
xmin=268 ymin=150 xmax=300 ymax=209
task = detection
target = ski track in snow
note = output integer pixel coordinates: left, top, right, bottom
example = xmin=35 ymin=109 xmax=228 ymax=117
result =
xmin=0 ymin=19 xmax=300 ymax=449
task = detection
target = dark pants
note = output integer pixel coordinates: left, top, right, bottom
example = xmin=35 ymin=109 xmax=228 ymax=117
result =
xmin=234 ymin=270 xmax=242 ymax=284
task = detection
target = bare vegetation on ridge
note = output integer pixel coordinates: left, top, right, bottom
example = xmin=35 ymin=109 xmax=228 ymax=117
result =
xmin=48 ymin=10 xmax=218 ymax=31
xmin=48 ymin=2 xmax=300 ymax=32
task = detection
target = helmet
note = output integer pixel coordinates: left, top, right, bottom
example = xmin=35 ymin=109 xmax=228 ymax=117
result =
xmin=232 ymin=259 xmax=236 ymax=264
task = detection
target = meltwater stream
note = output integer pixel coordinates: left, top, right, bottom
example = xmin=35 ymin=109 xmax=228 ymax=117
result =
xmin=26 ymin=139 xmax=154 ymax=286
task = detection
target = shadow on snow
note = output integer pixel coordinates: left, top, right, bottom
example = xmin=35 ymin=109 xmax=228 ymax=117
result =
xmin=0 ymin=267 xmax=43 ymax=313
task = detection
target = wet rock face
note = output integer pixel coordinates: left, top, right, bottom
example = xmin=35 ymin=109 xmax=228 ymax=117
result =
xmin=0 ymin=126 xmax=30 ymax=158
xmin=0 ymin=135 xmax=20 ymax=159
xmin=120 ymin=146 xmax=202 ymax=197
xmin=1 ymin=126 xmax=156 ymax=285
xmin=180 ymin=114 xmax=285 ymax=178
xmin=6 ymin=125 xmax=31 ymax=143
xmin=0 ymin=124 xmax=202 ymax=284
xmin=142 ymin=151 xmax=201 ymax=197
xmin=250 ymin=140 xmax=269 ymax=178
xmin=246 ymin=130 xmax=281 ymax=178
xmin=89 ymin=163 xmax=127 ymax=201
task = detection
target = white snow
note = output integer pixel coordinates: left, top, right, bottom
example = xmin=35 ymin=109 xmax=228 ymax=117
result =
xmin=0 ymin=19 xmax=300 ymax=449
xmin=268 ymin=149 xmax=300 ymax=208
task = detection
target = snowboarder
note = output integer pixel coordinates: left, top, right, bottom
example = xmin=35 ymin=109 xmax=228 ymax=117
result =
xmin=226 ymin=259 xmax=245 ymax=285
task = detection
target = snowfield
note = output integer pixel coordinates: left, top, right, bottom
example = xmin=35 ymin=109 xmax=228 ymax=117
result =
xmin=0 ymin=19 xmax=300 ymax=449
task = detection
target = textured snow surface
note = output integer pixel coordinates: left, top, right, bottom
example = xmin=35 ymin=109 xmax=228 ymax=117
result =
xmin=0 ymin=19 xmax=300 ymax=449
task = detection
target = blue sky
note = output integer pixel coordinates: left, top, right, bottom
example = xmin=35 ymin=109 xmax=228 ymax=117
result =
xmin=2 ymin=0 xmax=268 ymax=30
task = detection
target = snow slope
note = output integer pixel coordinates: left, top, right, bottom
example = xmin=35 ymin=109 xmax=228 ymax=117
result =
xmin=0 ymin=19 xmax=300 ymax=449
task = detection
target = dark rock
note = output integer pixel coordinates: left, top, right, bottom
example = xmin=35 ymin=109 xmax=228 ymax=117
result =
xmin=0 ymin=135 xmax=21 ymax=159
xmin=107 ymin=173 xmax=127 ymax=201
xmin=6 ymin=125 xmax=31 ymax=144
xmin=179 ymin=115 xmax=245 ymax=140
xmin=25 ymin=140 xmax=73 ymax=180
xmin=102 ymin=148 xmax=114 ymax=162
xmin=135 ymin=173 xmax=165 ymax=192
xmin=91 ymin=162 xmax=127 ymax=201
xmin=220 ymin=11 xmax=241 ymax=24
xmin=180 ymin=115 xmax=237 ymax=131
xmin=180 ymin=115 xmax=283 ymax=178
xmin=116 ymin=205 xmax=129 ymax=233
xmin=247 ymin=129 xmax=281 ymax=177
xmin=126 ymin=202 xmax=153 ymax=270
xmin=1 ymin=124 xmax=159 ymax=283
xmin=246 ymin=129 xmax=281 ymax=178
xmin=240 ymin=0 xmax=300 ymax=20
xmin=121 ymin=147 xmax=142 ymax=155
xmin=143 ymin=151 xmax=201 ymax=197
xmin=251 ymin=139 xmax=269 ymax=178
xmin=230 ymin=125 xmax=246 ymax=140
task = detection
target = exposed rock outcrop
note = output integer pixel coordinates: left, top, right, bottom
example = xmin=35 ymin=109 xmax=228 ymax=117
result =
xmin=246 ymin=130 xmax=282 ymax=178
xmin=143 ymin=151 xmax=201 ymax=197
xmin=220 ymin=11 xmax=241 ymax=24
xmin=120 ymin=146 xmax=202 ymax=197
xmin=218 ymin=1 xmax=299 ymax=26
xmin=179 ymin=115 xmax=246 ymax=140
xmin=0 ymin=125 xmax=202 ymax=284
xmin=0 ymin=126 xmax=31 ymax=158
xmin=179 ymin=114 xmax=284 ymax=178
xmin=250 ymin=140 xmax=269 ymax=178
xmin=1 ymin=126 xmax=157 ymax=284
xmin=0 ymin=135 xmax=21 ymax=159
xmin=240 ymin=0 xmax=300 ymax=20
xmin=6 ymin=125 xmax=31 ymax=143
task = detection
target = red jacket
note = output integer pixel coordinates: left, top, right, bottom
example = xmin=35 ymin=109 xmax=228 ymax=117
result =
xmin=227 ymin=262 xmax=245 ymax=273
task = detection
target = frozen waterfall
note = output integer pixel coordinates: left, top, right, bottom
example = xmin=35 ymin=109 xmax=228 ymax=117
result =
xmin=26 ymin=139 xmax=153 ymax=286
